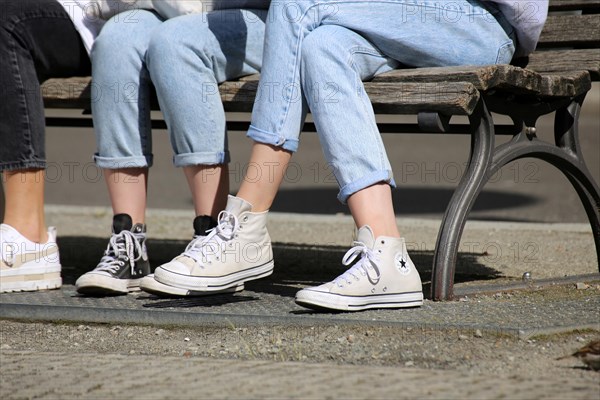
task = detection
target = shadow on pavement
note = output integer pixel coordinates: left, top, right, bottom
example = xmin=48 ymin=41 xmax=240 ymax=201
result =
xmin=271 ymin=187 xmax=540 ymax=216
xmin=57 ymin=237 xmax=501 ymax=301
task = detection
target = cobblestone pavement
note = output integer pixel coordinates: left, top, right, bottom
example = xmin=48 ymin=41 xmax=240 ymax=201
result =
xmin=1 ymin=350 xmax=598 ymax=400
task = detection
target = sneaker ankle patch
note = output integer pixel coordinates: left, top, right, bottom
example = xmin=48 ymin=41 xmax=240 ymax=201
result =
xmin=395 ymin=253 xmax=411 ymax=275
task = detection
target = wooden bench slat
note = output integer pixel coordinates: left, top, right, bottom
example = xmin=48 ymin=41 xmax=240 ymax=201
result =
xmin=538 ymin=14 xmax=600 ymax=48
xmin=549 ymin=0 xmax=600 ymax=12
xmin=217 ymin=81 xmax=480 ymax=115
xmin=42 ymin=78 xmax=480 ymax=115
xmin=370 ymin=65 xmax=590 ymax=97
xmin=527 ymin=49 xmax=600 ymax=80
xmin=539 ymin=70 xmax=592 ymax=97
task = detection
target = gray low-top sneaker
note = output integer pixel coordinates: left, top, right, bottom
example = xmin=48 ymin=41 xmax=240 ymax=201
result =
xmin=76 ymin=214 xmax=150 ymax=295
xmin=295 ymin=225 xmax=423 ymax=311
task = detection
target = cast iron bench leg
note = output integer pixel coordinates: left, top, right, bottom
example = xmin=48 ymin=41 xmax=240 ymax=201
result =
xmin=431 ymin=100 xmax=495 ymax=301
xmin=431 ymin=94 xmax=600 ymax=301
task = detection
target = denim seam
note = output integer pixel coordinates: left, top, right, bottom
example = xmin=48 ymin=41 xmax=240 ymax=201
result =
xmin=0 ymin=161 xmax=46 ymax=172
xmin=496 ymin=41 xmax=515 ymax=64
xmin=6 ymin=20 xmax=34 ymax=163
xmin=348 ymin=45 xmax=388 ymax=172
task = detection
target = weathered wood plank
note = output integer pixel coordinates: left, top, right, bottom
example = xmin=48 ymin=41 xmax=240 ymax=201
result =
xmin=538 ymin=14 xmax=600 ymax=47
xmin=549 ymin=0 xmax=600 ymax=12
xmin=371 ymin=64 xmax=588 ymax=97
xmin=217 ymin=80 xmax=480 ymax=115
xmin=527 ymin=49 xmax=600 ymax=80
xmin=42 ymin=77 xmax=480 ymax=115
xmin=539 ymin=70 xmax=592 ymax=97
xmin=549 ymin=0 xmax=600 ymax=11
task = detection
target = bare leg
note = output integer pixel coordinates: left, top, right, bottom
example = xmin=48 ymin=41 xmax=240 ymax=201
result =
xmin=236 ymin=143 xmax=292 ymax=212
xmin=104 ymin=168 xmax=148 ymax=224
xmin=347 ymin=183 xmax=400 ymax=238
xmin=183 ymin=164 xmax=229 ymax=219
xmin=2 ymin=169 xmax=48 ymax=243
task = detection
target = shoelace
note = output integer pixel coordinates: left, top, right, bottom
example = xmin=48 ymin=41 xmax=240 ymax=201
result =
xmin=334 ymin=241 xmax=381 ymax=287
xmin=95 ymin=230 xmax=143 ymax=274
xmin=181 ymin=210 xmax=239 ymax=267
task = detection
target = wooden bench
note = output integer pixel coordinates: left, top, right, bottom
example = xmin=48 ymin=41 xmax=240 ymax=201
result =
xmin=42 ymin=0 xmax=600 ymax=300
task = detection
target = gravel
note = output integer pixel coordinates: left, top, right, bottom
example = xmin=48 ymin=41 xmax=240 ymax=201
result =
xmin=1 ymin=319 xmax=598 ymax=383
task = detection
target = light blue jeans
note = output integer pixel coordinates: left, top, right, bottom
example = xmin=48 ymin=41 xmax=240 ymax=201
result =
xmin=92 ymin=9 xmax=267 ymax=168
xmin=247 ymin=0 xmax=516 ymax=203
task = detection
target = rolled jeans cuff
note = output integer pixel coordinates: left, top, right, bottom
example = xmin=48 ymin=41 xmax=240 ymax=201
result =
xmin=173 ymin=151 xmax=230 ymax=168
xmin=338 ymin=170 xmax=396 ymax=204
xmin=247 ymin=125 xmax=299 ymax=153
xmin=94 ymin=154 xmax=153 ymax=169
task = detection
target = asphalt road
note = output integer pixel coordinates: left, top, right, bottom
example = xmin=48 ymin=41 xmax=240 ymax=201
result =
xmin=3 ymin=85 xmax=598 ymax=223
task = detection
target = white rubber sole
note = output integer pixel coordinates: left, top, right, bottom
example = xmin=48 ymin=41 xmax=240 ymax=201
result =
xmin=0 ymin=273 xmax=62 ymax=293
xmin=295 ymin=289 xmax=424 ymax=311
xmin=75 ymin=272 xmax=142 ymax=295
xmin=1 ymin=264 xmax=62 ymax=293
xmin=140 ymin=274 xmax=244 ymax=297
xmin=154 ymin=260 xmax=274 ymax=292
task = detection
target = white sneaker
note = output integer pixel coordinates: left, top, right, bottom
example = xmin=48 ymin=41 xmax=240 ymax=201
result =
xmin=153 ymin=195 xmax=274 ymax=292
xmin=140 ymin=274 xmax=244 ymax=297
xmin=295 ymin=225 xmax=423 ymax=311
xmin=0 ymin=224 xmax=62 ymax=293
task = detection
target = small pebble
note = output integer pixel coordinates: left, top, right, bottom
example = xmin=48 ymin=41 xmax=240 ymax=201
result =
xmin=404 ymin=361 xmax=414 ymax=367
xmin=474 ymin=329 xmax=483 ymax=338
xmin=575 ymin=282 xmax=589 ymax=290
xmin=155 ymin=329 xmax=165 ymax=336
xmin=184 ymin=337 xmax=190 ymax=342
xmin=347 ymin=335 xmax=355 ymax=343
xmin=459 ymin=334 xmax=469 ymax=341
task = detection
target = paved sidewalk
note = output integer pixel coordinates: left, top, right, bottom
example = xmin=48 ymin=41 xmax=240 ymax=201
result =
xmin=1 ymin=350 xmax=597 ymax=400
xmin=1 ymin=206 xmax=599 ymax=399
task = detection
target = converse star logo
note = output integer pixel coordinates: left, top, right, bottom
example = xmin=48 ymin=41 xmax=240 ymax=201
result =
xmin=395 ymin=253 xmax=411 ymax=275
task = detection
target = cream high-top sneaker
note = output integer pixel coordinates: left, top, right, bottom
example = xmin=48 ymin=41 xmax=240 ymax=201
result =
xmin=295 ymin=225 xmax=423 ymax=311
xmin=154 ymin=195 xmax=273 ymax=291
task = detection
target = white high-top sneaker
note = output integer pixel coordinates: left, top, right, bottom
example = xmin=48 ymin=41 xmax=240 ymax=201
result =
xmin=295 ymin=225 xmax=423 ymax=311
xmin=1 ymin=224 xmax=62 ymax=293
xmin=153 ymin=195 xmax=273 ymax=291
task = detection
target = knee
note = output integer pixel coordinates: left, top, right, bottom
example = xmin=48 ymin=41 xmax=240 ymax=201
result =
xmin=301 ymin=25 xmax=347 ymax=74
xmin=146 ymin=16 xmax=210 ymax=72
xmin=91 ymin=10 xmax=156 ymax=59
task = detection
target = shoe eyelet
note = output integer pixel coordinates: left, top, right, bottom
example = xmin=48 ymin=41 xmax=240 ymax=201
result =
xmin=243 ymin=216 xmax=249 ymax=222
xmin=381 ymin=240 xmax=385 ymax=245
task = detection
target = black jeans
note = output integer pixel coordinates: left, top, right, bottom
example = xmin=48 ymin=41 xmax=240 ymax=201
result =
xmin=0 ymin=0 xmax=91 ymax=172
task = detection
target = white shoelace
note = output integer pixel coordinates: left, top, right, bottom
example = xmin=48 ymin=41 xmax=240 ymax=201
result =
xmin=181 ymin=210 xmax=239 ymax=267
xmin=334 ymin=241 xmax=381 ymax=287
xmin=95 ymin=231 xmax=143 ymax=274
